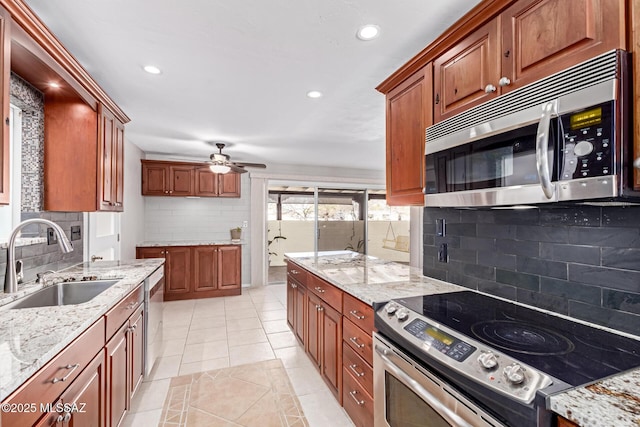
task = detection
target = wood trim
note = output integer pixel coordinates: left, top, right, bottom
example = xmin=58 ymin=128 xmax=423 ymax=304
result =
xmin=0 ymin=0 xmax=129 ymax=123
xmin=376 ymin=0 xmax=516 ymax=94
xmin=630 ymin=0 xmax=640 ymax=189
xmin=0 ymin=5 xmax=9 ymax=204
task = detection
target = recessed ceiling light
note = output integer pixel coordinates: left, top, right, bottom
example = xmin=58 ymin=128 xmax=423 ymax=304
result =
xmin=48 ymin=82 xmax=60 ymax=88
xmin=356 ymin=24 xmax=380 ymax=41
xmin=143 ymin=65 xmax=161 ymax=75
xmin=306 ymin=90 xmax=323 ymax=99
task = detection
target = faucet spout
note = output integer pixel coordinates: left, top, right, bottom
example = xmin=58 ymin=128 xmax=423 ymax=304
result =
xmin=4 ymin=219 xmax=74 ymax=293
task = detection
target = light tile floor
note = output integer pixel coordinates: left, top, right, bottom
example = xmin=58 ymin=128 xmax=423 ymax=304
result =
xmin=122 ymin=285 xmax=355 ymax=427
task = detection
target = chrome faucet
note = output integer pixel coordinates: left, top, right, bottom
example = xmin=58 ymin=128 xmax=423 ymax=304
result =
xmin=4 ymin=219 xmax=74 ymax=293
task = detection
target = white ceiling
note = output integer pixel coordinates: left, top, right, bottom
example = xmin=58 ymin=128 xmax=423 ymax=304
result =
xmin=24 ymin=0 xmax=480 ymax=172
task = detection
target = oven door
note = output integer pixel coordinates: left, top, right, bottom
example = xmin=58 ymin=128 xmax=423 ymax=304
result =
xmin=374 ymin=333 xmax=505 ymax=427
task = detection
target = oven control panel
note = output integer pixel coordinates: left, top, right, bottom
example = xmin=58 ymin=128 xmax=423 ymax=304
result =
xmin=404 ymin=319 xmax=475 ymax=362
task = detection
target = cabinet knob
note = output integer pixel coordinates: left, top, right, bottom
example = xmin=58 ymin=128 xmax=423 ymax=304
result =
xmin=634 ymin=157 xmax=640 ymax=169
xmin=498 ymin=77 xmax=511 ymax=87
xmin=169 ymin=190 xmax=173 ymax=194
xmin=484 ymin=84 xmax=497 ymax=93
xmin=164 ymin=191 xmax=169 ymax=194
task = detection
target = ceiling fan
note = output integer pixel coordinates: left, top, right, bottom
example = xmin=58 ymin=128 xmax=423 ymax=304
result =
xmin=208 ymin=143 xmax=266 ymax=174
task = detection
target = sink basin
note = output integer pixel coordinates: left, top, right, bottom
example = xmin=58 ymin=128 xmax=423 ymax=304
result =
xmin=4 ymin=280 xmax=120 ymax=310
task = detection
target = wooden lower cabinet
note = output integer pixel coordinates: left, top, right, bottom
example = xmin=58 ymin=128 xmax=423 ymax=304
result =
xmin=106 ymin=304 xmax=143 ymax=427
xmin=286 ymin=275 xmax=307 ymax=343
xmin=342 ymin=366 xmax=374 ymax=427
xmin=557 ymin=416 xmax=580 ymax=427
xmin=321 ymin=303 xmax=342 ymax=401
xmin=306 ymin=291 xmax=323 ymax=368
xmin=137 ymin=244 xmax=241 ymax=301
xmin=60 ymin=349 xmax=106 ymax=427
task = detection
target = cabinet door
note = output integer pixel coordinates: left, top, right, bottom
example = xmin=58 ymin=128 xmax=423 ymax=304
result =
xmin=433 ymin=18 xmax=500 ymax=122
xmin=217 ymin=172 xmax=241 ymax=197
xmin=633 ymin=0 xmax=640 ymax=190
xmin=98 ymin=105 xmax=123 ymax=211
xmin=169 ymin=165 xmax=194 ymax=196
xmin=165 ymin=247 xmax=191 ymax=296
xmin=129 ymin=307 xmax=144 ymax=399
xmin=321 ymin=303 xmax=342 ymax=401
xmin=306 ymin=292 xmax=323 ymax=369
xmin=105 ymin=323 xmax=128 ymax=427
xmin=217 ymin=245 xmax=241 ymax=289
xmin=113 ymin=119 xmax=125 ymax=209
xmin=141 ymin=162 xmax=169 ymax=196
xmin=287 ymin=279 xmax=296 ymax=330
xmin=194 ymin=167 xmax=218 ymax=196
xmin=193 ymin=246 xmax=217 ymax=292
xmin=0 ymin=8 xmax=9 ymax=205
xmin=386 ymin=64 xmax=432 ymax=206
xmin=62 ymin=349 xmax=106 ymax=427
xmin=294 ymin=283 xmax=306 ymax=343
xmin=501 ymin=0 xmax=625 ymax=92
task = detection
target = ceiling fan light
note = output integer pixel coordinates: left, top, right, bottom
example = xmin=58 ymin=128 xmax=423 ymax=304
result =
xmin=209 ymin=164 xmax=231 ymax=174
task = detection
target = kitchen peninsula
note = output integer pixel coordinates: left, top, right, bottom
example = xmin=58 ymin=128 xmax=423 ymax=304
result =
xmin=286 ymin=251 xmax=640 ymax=427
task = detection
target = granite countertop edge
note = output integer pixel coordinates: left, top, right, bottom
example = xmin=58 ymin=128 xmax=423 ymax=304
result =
xmin=284 ymin=251 xmax=640 ymax=427
xmin=0 ymin=258 xmax=165 ymax=402
xmin=137 ymin=240 xmax=245 ymax=247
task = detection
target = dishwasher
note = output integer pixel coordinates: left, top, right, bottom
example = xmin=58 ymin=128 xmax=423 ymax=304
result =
xmin=144 ymin=267 xmax=164 ymax=377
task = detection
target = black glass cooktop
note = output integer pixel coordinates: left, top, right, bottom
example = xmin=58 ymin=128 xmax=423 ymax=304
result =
xmin=394 ymin=291 xmax=640 ymax=387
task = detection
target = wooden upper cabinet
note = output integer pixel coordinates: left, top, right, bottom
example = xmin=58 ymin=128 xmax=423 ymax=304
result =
xmin=0 ymin=7 xmax=9 ymax=206
xmin=218 ymin=172 xmax=241 ymax=197
xmin=632 ymin=0 xmax=640 ymax=189
xmin=501 ymin=0 xmax=625 ymax=92
xmin=195 ymin=166 xmax=218 ymax=196
xmin=141 ymin=160 xmax=241 ymax=197
xmin=169 ymin=165 xmax=194 ymax=196
xmin=98 ymin=104 xmax=124 ymax=211
xmin=433 ymin=19 xmax=500 ymax=122
xmin=385 ymin=64 xmax=432 ymax=206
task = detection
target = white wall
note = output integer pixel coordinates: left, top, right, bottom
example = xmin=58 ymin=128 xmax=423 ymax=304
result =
xmin=144 ymin=174 xmax=251 ymax=284
xmin=120 ymin=140 xmax=145 ymax=260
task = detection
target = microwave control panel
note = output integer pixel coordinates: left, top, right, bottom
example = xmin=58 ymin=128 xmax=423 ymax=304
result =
xmin=559 ymin=101 xmax=613 ymax=180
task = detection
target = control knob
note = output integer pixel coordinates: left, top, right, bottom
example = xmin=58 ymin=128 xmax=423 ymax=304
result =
xmin=573 ymin=140 xmax=594 ymax=157
xmin=385 ymin=303 xmax=398 ymax=315
xmin=477 ymin=351 xmax=498 ymax=369
xmin=503 ymin=363 xmax=525 ymax=385
xmin=395 ymin=308 xmax=410 ymax=322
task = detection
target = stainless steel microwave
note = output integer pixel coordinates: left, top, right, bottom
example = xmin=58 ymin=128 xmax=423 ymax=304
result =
xmin=424 ymin=50 xmax=639 ymax=207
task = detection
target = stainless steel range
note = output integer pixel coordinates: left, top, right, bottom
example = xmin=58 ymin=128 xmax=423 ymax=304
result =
xmin=374 ymin=291 xmax=640 ymax=427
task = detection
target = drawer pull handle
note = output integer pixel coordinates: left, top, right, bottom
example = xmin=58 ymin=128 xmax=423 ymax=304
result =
xmin=314 ymin=287 xmax=325 ymax=294
xmin=349 ymin=363 xmax=365 ymax=377
xmin=317 ymin=305 xmax=324 ymax=312
xmin=349 ymin=337 xmax=365 ymax=348
xmin=62 ymin=412 xmax=71 ymax=422
xmin=126 ymin=302 xmax=137 ymax=310
xmin=290 ymin=282 xmax=298 ymax=289
xmin=291 ymin=269 xmax=299 ymax=274
xmin=349 ymin=310 xmax=365 ymax=320
xmin=52 ymin=364 xmax=80 ymax=383
xmin=348 ymin=390 xmax=365 ymax=406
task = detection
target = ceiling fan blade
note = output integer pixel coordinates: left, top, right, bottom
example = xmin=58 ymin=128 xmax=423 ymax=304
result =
xmin=234 ymin=162 xmax=267 ymax=168
xmin=228 ymin=164 xmax=248 ymax=174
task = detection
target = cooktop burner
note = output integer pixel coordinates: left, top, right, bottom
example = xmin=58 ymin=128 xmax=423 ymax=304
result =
xmin=471 ymin=320 xmax=574 ymax=355
xmin=392 ymin=291 xmax=640 ymax=386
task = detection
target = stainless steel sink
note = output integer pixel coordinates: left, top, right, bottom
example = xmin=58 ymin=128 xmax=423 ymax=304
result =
xmin=4 ymin=280 xmax=120 ymax=310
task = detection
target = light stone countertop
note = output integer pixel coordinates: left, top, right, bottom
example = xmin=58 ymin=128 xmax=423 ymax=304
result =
xmin=137 ymin=240 xmax=245 ymax=247
xmin=0 ymin=259 xmax=164 ymax=401
xmin=286 ymin=251 xmax=640 ymax=427
xmin=285 ymin=251 xmax=463 ymax=306
xmin=549 ymin=370 xmax=640 ymax=427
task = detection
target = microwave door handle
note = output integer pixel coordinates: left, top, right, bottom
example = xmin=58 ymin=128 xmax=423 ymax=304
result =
xmin=375 ymin=345 xmax=475 ymax=427
xmin=536 ymin=101 xmax=556 ymax=199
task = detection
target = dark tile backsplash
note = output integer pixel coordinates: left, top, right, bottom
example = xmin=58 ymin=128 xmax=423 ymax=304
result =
xmin=424 ymin=206 xmax=640 ymax=335
xmin=0 ymin=212 xmax=83 ymax=290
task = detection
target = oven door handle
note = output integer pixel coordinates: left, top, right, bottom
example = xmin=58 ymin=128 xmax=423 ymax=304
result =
xmin=535 ymin=100 xmax=557 ymax=199
xmin=375 ymin=345 xmax=474 ymax=427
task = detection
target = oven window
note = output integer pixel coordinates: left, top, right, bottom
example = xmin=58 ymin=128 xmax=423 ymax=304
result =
xmin=385 ymin=372 xmax=451 ymax=427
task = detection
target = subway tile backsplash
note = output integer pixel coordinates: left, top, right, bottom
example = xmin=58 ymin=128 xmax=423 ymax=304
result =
xmin=423 ymin=206 xmax=640 ymax=335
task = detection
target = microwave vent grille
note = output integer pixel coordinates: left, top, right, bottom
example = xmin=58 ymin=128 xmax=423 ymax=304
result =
xmin=427 ymin=50 xmax=619 ymax=142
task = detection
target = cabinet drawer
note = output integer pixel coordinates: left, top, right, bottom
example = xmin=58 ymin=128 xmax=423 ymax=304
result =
xmin=343 ymin=318 xmax=373 ymax=366
xmin=342 ymin=342 xmax=373 ymax=397
xmin=343 ymin=293 xmax=374 ymax=334
xmin=1 ymin=317 xmax=105 ymax=427
xmin=342 ymin=366 xmax=374 ymax=427
xmin=287 ymin=262 xmax=308 ymax=285
xmin=105 ymin=284 xmax=143 ymax=340
xmin=308 ymin=274 xmax=342 ymax=312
